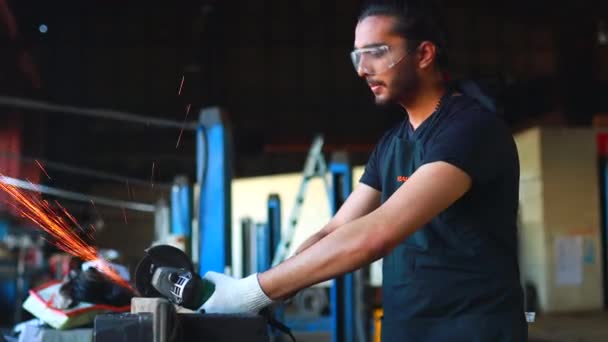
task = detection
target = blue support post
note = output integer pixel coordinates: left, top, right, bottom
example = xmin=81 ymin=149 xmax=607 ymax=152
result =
xmin=329 ymin=153 xmax=354 ymax=342
xmin=256 ymin=195 xmax=282 ymax=274
xmin=197 ymin=108 xmax=232 ymax=274
xmin=170 ymin=176 xmax=192 ymax=249
xmin=241 ymin=218 xmax=254 ymax=277
xmin=602 ymin=157 xmax=608 ymax=307
xmin=267 ymin=194 xmax=282 ymax=260
xmin=266 ymin=194 xmax=286 ymax=334
xmin=194 ymin=124 xmax=206 ymax=267
xmin=256 ymin=195 xmax=281 ymax=279
xmin=256 ymin=222 xmax=271 ymax=272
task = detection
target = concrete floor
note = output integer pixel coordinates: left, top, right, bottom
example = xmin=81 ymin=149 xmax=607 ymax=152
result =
xmin=529 ymin=311 xmax=608 ymax=342
xmin=291 ymin=332 xmax=331 ymax=342
xmin=288 ymin=311 xmax=608 ymax=342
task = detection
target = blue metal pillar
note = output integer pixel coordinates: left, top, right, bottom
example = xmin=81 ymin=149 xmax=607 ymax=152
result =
xmin=256 ymin=222 xmax=271 ymax=272
xmin=241 ymin=218 xmax=255 ymax=277
xmin=170 ymin=176 xmax=192 ymax=253
xmin=601 ymin=157 xmax=608 ymax=307
xmin=267 ymin=194 xmax=282 ymax=261
xmin=256 ymin=195 xmax=282 ymax=273
xmin=329 ymin=153 xmax=354 ymax=342
xmin=266 ymin=194 xmax=286 ymax=334
xmin=197 ymin=108 xmax=232 ymax=274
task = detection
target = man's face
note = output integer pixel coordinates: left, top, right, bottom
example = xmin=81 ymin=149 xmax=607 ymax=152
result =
xmin=353 ymin=16 xmax=420 ymax=105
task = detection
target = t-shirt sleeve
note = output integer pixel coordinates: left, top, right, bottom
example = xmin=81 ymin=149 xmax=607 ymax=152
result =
xmin=422 ymin=111 xmax=511 ymax=184
xmin=359 ymin=143 xmax=382 ymax=190
xmin=359 ymin=130 xmax=393 ymax=191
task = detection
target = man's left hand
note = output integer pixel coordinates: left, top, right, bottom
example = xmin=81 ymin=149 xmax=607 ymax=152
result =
xmin=200 ymin=271 xmax=274 ymax=314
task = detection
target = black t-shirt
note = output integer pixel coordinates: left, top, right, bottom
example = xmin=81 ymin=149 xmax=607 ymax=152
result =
xmin=360 ymin=94 xmax=520 ymax=256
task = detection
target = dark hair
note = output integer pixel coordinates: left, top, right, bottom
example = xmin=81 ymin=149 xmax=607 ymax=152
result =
xmin=358 ymin=1 xmax=448 ymax=70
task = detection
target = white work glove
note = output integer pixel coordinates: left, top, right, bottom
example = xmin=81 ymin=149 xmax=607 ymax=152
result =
xmin=200 ymin=271 xmax=274 ymax=314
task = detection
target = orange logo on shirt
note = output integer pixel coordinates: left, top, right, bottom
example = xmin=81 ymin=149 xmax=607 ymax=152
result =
xmin=397 ymin=176 xmax=409 ymax=182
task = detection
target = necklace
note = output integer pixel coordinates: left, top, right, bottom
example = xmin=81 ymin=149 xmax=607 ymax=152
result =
xmin=432 ymin=89 xmax=449 ymax=115
xmin=406 ymin=89 xmax=450 ymax=135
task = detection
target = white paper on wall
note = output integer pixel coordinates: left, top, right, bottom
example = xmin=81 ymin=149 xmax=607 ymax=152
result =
xmin=555 ymin=235 xmax=583 ymax=286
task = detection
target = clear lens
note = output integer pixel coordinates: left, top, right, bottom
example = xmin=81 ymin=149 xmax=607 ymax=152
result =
xmin=350 ymin=45 xmax=402 ymax=75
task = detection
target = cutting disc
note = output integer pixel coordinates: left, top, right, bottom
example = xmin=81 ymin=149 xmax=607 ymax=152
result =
xmin=134 ymin=244 xmax=195 ymax=297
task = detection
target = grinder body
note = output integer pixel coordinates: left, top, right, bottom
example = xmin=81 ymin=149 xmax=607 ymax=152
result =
xmin=134 ymin=245 xmax=214 ymax=310
xmin=150 ymin=267 xmax=215 ymax=310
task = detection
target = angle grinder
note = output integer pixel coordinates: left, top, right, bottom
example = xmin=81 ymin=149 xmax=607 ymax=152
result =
xmin=134 ymin=245 xmax=215 ymax=311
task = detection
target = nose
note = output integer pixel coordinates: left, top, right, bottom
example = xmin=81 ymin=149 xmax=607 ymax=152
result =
xmin=356 ymin=64 xmax=368 ymax=78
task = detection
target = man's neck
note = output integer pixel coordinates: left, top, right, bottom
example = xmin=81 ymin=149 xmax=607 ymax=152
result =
xmin=400 ymin=82 xmax=446 ymax=130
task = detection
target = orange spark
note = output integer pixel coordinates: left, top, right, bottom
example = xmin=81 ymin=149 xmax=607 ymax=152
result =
xmin=178 ymin=75 xmax=185 ymax=95
xmin=90 ymin=199 xmax=102 ymax=221
xmin=175 ymin=132 xmax=184 ymax=149
xmin=151 ymin=162 xmax=155 ymax=189
xmin=175 ymin=103 xmax=192 ymax=149
xmin=126 ymin=180 xmax=133 ymax=200
xmin=88 ymin=224 xmax=96 ymax=240
xmin=54 ymin=200 xmax=83 ymax=232
xmin=0 ymin=179 xmax=133 ymax=291
xmin=34 ymin=160 xmax=52 ymax=180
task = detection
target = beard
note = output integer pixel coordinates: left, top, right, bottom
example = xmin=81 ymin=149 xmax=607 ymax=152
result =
xmin=374 ymin=60 xmax=421 ymax=105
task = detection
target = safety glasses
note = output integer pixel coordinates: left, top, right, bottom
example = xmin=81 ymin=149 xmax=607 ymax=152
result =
xmin=350 ymin=44 xmax=405 ymax=75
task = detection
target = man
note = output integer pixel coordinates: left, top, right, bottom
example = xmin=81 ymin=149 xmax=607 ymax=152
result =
xmin=201 ymin=2 xmax=527 ymax=341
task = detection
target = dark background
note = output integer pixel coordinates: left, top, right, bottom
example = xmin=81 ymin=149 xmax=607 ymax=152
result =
xmin=2 ymin=0 xmax=607 ymax=184
xmin=1 ymin=0 xmax=608 ymax=264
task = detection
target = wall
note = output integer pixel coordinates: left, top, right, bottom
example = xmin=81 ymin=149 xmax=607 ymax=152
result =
xmin=230 ymin=165 xmax=366 ymax=278
xmin=516 ymin=126 xmax=604 ymax=312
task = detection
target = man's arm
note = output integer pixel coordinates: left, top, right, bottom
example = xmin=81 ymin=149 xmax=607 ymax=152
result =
xmin=259 ymin=161 xmax=472 ymax=299
xmin=294 ymin=183 xmax=381 ymax=255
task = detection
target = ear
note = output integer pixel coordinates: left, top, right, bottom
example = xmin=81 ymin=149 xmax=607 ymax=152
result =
xmin=418 ymin=41 xmax=437 ymax=70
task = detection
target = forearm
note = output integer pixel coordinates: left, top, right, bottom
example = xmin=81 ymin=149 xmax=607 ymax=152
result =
xmin=311 ymin=211 xmax=364 ymax=241
xmin=317 ymin=217 xmax=346 ymax=237
xmin=295 ymin=184 xmax=381 ymax=255
xmin=259 ymin=212 xmax=386 ymax=299
xmin=294 ymin=220 xmax=343 ymax=255
xmin=312 ymin=222 xmax=337 ymax=241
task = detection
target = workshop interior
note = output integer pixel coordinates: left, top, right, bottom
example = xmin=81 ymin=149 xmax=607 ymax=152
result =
xmin=1 ymin=0 xmax=608 ymax=341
